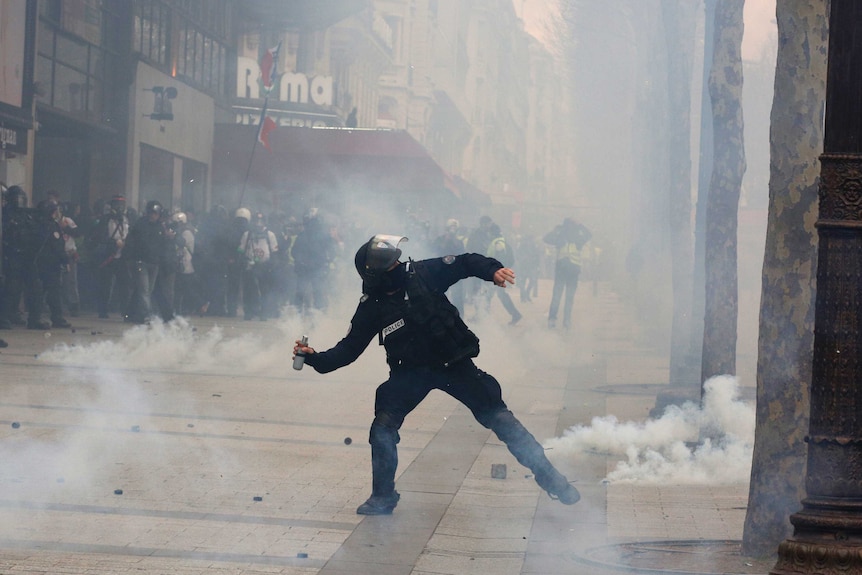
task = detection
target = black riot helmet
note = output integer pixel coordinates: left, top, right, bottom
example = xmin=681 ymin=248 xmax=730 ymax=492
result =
xmin=38 ymin=199 xmax=60 ymax=220
xmin=145 ymin=200 xmax=164 ymax=217
xmin=109 ymin=194 xmax=126 ymax=214
xmin=354 ymin=234 xmax=408 ymax=289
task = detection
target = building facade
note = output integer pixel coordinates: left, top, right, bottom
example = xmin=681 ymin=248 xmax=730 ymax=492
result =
xmin=1 ymin=0 xmax=573 ymax=235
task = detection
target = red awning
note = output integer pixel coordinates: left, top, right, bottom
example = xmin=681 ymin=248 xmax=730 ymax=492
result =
xmin=212 ymin=125 xmax=460 ymax=220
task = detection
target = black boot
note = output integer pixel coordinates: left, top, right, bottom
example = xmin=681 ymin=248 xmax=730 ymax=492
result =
xmin=535 ymin=466 xmax=580 ymax=505
xmin=488 ymin=409 xmax=581 ymax=505
xmin=358 ymin=420 xmax=401 ymax=515
xmin=356 ymin=491 xmax=400 ymax=515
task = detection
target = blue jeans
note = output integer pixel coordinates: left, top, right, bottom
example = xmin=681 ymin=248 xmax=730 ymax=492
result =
xmin=549 ymin=261 xmax=580 ymax=327
xmin=127 ymin=261 xmax=159 ymax=321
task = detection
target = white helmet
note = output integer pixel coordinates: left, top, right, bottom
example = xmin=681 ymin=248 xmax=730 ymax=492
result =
xmin=235 ymin=207 xmax=251 ymax=221
xmin=171 ymin=211 xmax=187 ymax=224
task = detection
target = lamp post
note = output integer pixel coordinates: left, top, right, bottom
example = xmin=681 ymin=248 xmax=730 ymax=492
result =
xmin=771 ymin=2 xmax=862 ymax=573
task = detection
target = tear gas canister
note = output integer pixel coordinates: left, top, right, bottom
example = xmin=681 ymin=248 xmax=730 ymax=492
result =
xmin=293 ymin=335 xmax=308 ymax=370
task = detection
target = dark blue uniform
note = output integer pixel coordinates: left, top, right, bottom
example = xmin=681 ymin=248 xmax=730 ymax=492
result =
xmin=305 ymin=253 xmax=579 ymax=513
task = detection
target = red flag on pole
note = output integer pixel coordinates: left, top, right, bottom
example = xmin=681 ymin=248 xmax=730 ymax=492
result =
xmin=257 ymin=116 xmax=277 ymax=152
xmin=259 ymin=41 xmax=281 ymax=92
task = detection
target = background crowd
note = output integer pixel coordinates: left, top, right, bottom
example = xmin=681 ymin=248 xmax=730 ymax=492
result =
xmin=0 ymin=184 xmax=596 ymax=336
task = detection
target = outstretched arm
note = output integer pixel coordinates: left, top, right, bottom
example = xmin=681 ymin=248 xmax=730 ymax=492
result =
xmin=291 ymin=300 xmax=378 ymax=374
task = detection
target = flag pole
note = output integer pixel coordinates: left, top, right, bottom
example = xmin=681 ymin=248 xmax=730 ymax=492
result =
xmin=238 ymin=94 xmax=269 ymax=210
xmin=238 ymin=40 xmax=280 ymax=210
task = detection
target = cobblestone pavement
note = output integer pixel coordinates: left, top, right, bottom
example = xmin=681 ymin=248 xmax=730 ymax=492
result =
xmin=0 ymin=279 xmax=769 ymax=575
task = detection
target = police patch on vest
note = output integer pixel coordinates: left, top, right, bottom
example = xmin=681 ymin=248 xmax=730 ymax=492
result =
xmin=442 ymin=255 xmax=455 ymax=264
xmin=382 ymin=318 xmax=405 ymax=337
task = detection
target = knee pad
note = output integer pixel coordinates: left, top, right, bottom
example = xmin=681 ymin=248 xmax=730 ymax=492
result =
xmin=369 ymin=413 xmax=401 ymax=446
xmin=373 ymin=410 xmax=402 ymax=429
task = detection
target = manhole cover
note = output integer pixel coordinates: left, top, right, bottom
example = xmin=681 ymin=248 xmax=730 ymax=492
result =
xmin=575 ymin=540 xmax=773 ymax=574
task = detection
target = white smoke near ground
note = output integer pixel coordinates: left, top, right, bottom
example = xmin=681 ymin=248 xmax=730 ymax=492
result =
xmin=545 ymin=375 xmax=754 ymax=485
xmin=37 ymin=301 xmax=369 ymax=374
xmin=8 ymin=284 xmax=387 ymax=503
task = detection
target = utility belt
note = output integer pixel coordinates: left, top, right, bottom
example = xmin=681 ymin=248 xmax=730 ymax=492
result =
xmin=387 ymin=355 xmax=472 ymax=370
xmin=387 ymin=357 xmax=430 ymax=370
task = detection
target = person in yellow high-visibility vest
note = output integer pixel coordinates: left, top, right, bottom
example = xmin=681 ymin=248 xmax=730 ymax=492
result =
xmin=543 ymin=217 xmax=591 ymax=329
xmin=485 ymin=224 xmax=522 ymax=325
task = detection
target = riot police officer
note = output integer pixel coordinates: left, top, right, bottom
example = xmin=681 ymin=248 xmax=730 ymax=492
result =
xmin=293 ymin=235 xmax=580 ymax=515
xmin=32 ymin=199 xmax=71 ymax=328
xmin=123 ymin=200 xmax=168 ymax=323
xmin=1 ymin=187 xmax=61 ymax=329
xmin=0 ymin=185 xmax=30 ymax=328
xmin=91 ymin=194 xmax=130 ymax=319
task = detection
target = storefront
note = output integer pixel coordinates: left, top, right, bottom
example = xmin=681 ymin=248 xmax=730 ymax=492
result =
xmin=0 ymin=0 xmax=36 ymax=195
xmin=127 ymin=62 xmax=214 ymax=216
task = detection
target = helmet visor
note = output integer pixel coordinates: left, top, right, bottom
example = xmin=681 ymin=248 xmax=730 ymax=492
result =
xmin=365 ymin=235 xmax=408 ymax=273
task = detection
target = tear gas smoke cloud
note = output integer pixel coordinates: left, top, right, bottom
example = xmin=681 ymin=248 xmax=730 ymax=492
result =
xmin=10 ymin=235 xmax=535 ymax=507
xmin=545 ymin=375 xmax=754 ymax=485
xmin=3 ymin=300 xmax=386 ymax=513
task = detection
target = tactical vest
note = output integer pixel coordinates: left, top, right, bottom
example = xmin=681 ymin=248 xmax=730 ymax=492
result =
xmin=377 ymin=261 xmax=479 ymax=367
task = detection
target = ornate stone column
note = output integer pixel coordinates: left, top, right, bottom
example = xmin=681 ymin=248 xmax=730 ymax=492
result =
xmin=771 ymin=2 xmax=862 ymax=573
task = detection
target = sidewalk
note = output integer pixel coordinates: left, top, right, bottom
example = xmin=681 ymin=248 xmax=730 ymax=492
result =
xmin=0 ymin=280 xmax=772 ymax=575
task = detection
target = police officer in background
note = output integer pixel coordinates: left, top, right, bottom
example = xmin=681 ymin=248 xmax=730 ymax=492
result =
xmin=293 ymin=235 xmax=580 ymax=515
xmin=226 ymin=207 xmax=251 ymax=317
xmin=91 ymin=194 xmax=130 ymax=319
xmin=1 ymin=185 xmax=32 ymax=328
xmin=238 ymin=211 xmax=278 ymax=320
xmin=123 ymin=200 xmax=168 ymax=323
xmin=32 ymin=199 xmax=71 ymax=328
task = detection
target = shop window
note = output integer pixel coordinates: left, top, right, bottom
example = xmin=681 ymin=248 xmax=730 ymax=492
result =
xmin=56 ymin=34 xmax=88 ymax=70
xmin=134 ymin=1 xmax=169 ymax=68
xmin=40 ymin=0 xmax=61 ymax=22
xmin=136 ymin=0 xmax=231 ymax=98
xmin=182 ymin=159 xmax=206 ymax=214
xmin=54 ymin=64 xmax=87 ymax=113
xmin=139 ymin=145 xmax=207 ymax=215
xmin=139 ymin=144 xmax=174 ymax=211
xmin=45 ymin=0 xmax=99 ymax=45
xmin=37 ymin=3 xmax=121 ymax=125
